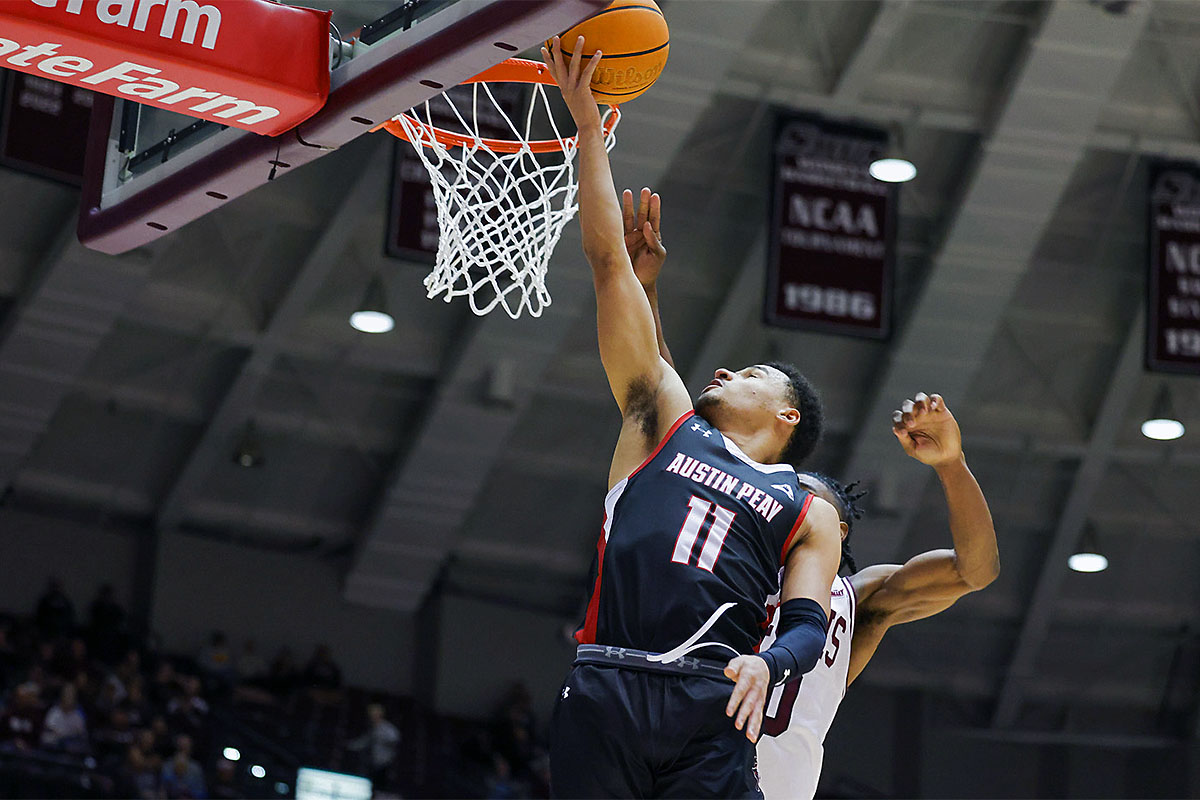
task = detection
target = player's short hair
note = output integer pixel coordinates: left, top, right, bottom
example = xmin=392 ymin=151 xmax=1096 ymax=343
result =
xmin=763 ymin=361 xmax=823 ymax=466
xmin=800 ymin=471 xmax=867 ymax=574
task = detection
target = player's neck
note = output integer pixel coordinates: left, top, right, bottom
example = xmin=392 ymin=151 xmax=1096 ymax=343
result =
xmin=718 ymin=427 xmax=780 ymax=466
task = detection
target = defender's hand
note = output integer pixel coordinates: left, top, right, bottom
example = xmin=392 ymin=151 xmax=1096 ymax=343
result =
xmin=724 ymin=655 xmax=770 ymax=742
xmin=892 ymin=392 xmax=963 ymax=467
xmin=622 ymin=187 xmax=666 ymax=288
xmin=541 ymin=35 xmax=603 ymax=131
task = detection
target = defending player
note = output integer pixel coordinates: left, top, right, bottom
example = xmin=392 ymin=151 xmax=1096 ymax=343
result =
xmin=543 ymin=37 xmax=843 ymax=798
xmin=620 ymin=187 xmax=999 ymax=798
xmin=755 ymin=394 xmax=998 ymax=800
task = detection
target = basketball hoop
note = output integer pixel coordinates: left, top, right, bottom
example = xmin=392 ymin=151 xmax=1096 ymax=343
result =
xmin=377 ymin=58 xmax=620 ymax=318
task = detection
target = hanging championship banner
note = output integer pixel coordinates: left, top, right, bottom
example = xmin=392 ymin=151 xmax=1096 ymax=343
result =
xmin=387 ymin=83 xmax=523 ymax=261
xmin=765 ymin=114 xmax=895 ymax=339
xmin=1148 ymin=162 xmax=1200 ymax=374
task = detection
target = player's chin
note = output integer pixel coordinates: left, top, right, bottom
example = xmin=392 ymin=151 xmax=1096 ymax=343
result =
xmin=695 ymin=390 xmax=720 ymax=411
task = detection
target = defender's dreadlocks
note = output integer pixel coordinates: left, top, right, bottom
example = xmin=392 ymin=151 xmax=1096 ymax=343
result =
xmin=799 ymin=471 xmax=867 ymax=574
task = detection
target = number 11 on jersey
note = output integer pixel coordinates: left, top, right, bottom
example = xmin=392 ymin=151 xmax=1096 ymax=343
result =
xmin=672 ymin=495 xmax=736 ymax=572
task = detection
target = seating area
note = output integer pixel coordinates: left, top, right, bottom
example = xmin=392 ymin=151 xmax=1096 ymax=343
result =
xmin=0 ymin=584 xmax=550 ymax=799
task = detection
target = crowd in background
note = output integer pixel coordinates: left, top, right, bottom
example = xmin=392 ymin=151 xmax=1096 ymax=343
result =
xmin=0 ymin=579 xmax=554 ymax=799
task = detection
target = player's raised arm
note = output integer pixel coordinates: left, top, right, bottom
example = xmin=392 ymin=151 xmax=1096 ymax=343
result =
xmin=723 ymin=496 xmax=841 ymax=743
xmin=847 ymin=393 xmax=999 ymax=684
xmin=543 ymin=38 xmax=687 ymax=428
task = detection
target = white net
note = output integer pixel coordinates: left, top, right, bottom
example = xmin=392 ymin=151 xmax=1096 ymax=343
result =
xmin=390 ymin=79 xmax=619 ymax=318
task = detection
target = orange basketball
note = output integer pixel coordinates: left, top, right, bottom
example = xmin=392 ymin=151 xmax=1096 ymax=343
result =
xmin=548 ymin=0 xmax=669 ymax=104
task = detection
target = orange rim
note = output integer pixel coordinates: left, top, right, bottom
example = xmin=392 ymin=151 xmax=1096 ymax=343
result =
xmin=374 ymin=58 xmax=620 ymax=154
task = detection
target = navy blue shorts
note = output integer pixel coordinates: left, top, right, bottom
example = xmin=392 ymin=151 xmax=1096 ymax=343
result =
xmin=549 ymin=663 xmax=762 ymax=798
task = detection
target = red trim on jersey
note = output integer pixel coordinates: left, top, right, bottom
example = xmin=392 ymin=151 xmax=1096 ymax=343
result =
xmin=627 ymin=410 xmax=695 ymax=481
xmin=575 ymin=526 xmax=608 ymax=645
xmin=844 ymin=575 xmax=858 ymax=641
xmin=779 ymin=492 xmax=814 ymax=565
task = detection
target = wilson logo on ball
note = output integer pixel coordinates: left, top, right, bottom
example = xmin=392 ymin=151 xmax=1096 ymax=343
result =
xmin=547 ymin=0 xmax=669 ymax=104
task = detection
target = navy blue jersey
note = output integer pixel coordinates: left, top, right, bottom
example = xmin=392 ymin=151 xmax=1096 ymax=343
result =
xmin=576 ymin=411 xmax=814 ymax=658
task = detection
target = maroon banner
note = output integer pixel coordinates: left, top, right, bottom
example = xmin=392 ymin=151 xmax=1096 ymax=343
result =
xmin=387 ymin=83 xmax=523 ymax=262
xmin=1 ymin=69 xmax=92 ymax=184
xmin=764 ymin=114 xmax=894 ymax=339
xmin=1148 ymin=162 xmax=1200 ymax=374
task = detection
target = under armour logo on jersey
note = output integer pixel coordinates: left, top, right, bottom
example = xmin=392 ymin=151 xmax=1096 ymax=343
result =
xmin=691 ymin=423 xmax=712 ymax=437
xmin=771 ymin=483 xmax=794 ymax=501
xmin=561 ymin=686 xmax=570 ymax=700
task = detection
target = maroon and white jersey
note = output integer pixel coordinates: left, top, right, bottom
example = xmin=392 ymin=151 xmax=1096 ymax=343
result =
xmin=755 ymin=575 xmax=856 ymax=800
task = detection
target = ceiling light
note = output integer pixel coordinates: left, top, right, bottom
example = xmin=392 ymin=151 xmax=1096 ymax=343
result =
xmin=232 ymin=421 xmax=264 ymax=468
xmin=869 ymin=157 xmax=917 ymax=183
xmin=1068 ymin=525 xmax=1108 ymax=573
xmin=1141 ymin=385 xmax=1184 ymax=441
xmin=250 ymin=765 xmax=267 ymax=779
xmin=222 ymin=747 xmax=241 ymax=762
xmin=350 ymin=275 xmax=394 ymax=333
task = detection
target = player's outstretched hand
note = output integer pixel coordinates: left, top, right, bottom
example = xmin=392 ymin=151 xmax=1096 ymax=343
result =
xmin=623 ymin=187 xmax=666 ymax=288
xmin=541 ymin=35 xmax=603 ymax=131
xmin=724 ymin=655 xmax=770 ymax=742
xmin=892 ymin=392 xmax=963 ymax=468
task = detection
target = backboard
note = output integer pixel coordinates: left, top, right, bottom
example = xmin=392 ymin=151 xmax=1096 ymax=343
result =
xmin=77 ymin=0 xmax=607 ymax=254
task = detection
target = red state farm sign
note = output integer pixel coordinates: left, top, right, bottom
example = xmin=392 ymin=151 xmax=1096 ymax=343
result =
xmin=0 ymin=0 xmax=330 ymax=136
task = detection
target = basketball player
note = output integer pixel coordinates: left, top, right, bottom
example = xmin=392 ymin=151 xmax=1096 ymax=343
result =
xmin=622 ymin=189 xmax=999 ymax=800
xmin=543 ymin=37 xmax=844 ymax=798
xmin=754 ymin=397 xmax=998 ymax=799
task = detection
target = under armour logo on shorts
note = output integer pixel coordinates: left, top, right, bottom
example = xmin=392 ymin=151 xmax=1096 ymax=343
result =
xmin=562 ymin=686 xmax=570 ymax=699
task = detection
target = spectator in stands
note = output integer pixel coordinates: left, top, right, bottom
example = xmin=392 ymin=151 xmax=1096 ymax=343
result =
xmin=41 ymin=683 xmax=89 ymax=752
xmin=87 ymin=584 xmax=126 ymax=664
xmin=485 ymin=754 xmax=523 ymax=800
xmin=93 ymin=707 xmax=137 ymax=763
xmin=35 ymin=578 xmax=75 ymax=641
xmin=116 ymin=743 xmax=161 ymax=800
xmin=0 ymin=682 xmax=43 ymax=751
xmin=162 ymin=751 xmax=208 ymax=799
xmin=128 ymin=678 xmax=151 ymax=726
xmin=149 ymin=715 xmax=175 ymax=760
xmin=265 ymin=647 xmax=299 ymax=699
xmin=301 ymin=645 xmax=342 ymax=692
xmin=235 ymin=639 xmax=266 ymax=684
xmin=492 ymin=682 xmax=536 ymax=782
xmin=209 ymin=758 xmax=241 ymax=800
xmin=161 ymin=735 xmax=207 ymax=799
xmin=71 ymin=669 xmax=101 ymax=736
xmin=198 ymin=632 xmax=235 ymax=683
xmin=530 ymin=750 xmax=551 ymax=800
xmin=55 ymin=636 xmax=91 ymax=681
xmin=106 ymin=649 xmax=141 ymax=705
xmin=151 ymin=661 xmax=181 ymax=709
xmin=167 ymin=676 xmax=210 ymax=738
xmin=33 ymin=639 xmax=62 ymax=687
xmin=95 ymin=676 xmax=121 ymax=721
xmin=347 ymin=702 xmax=400 ymax=788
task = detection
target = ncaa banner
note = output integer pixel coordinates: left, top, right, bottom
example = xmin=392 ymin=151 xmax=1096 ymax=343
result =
xmin=765 ymin=114 xmax=895 ymax=339
xmin=1148 ymin=162 xmax=1200 ymax=374
xmin=0 ymin=0 xmax=329 ymax=136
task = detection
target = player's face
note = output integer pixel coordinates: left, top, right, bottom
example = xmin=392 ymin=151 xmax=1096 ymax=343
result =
xmin=695 ymin=364 xmax=795 ymax=432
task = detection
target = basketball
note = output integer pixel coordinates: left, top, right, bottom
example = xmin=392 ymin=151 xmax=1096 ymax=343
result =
xmin=547 ymin=0 xmax=669 ymax=104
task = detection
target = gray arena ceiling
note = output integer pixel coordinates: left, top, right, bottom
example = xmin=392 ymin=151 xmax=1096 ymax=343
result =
xmin=1 ymin=0 xmax=1198 ymax=738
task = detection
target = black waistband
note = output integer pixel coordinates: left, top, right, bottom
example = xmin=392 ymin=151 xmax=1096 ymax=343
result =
xmin=574 ymin=645 xmax=733 ymax=682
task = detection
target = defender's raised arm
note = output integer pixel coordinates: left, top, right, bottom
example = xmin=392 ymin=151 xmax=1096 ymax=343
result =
xmin=847 ymin=393 xmax=999 ymax=684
